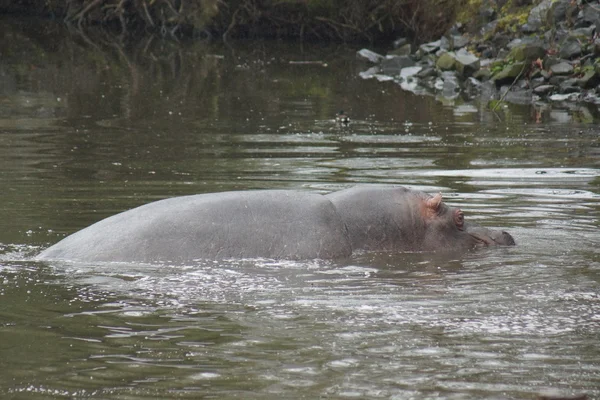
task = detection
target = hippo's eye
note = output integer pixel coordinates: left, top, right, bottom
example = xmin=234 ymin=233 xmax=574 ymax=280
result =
xmin=454 ymin=210 xmax=464 ymax=229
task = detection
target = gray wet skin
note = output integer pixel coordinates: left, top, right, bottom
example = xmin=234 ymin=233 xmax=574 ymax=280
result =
xmin=37 ymin=186 xmax=515 ymax=264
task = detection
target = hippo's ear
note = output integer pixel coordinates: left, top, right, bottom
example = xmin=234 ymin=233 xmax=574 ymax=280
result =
xmin=426 ymin=193 xmax=443 ymax=212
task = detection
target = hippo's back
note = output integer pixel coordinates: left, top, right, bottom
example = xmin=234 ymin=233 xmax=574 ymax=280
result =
xmin=38 ymin=190 xmax=352 ymax=263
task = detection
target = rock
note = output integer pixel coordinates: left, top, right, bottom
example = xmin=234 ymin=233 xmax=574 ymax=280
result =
xmin=359 ymin=66 xmax=380 ymax=79
xmin=400 ymin=66 xmax=422 ymax=79
xmin=357 ymin=49 xmax=384 ymax=63
xmin=594 ymin=38 xmax=600 ymax=55
xmin=549 ymin=92 xmax=579 ymax=102
xmin=454 ymin=49 xmax=480 ymax=77
xmin=480 ymin=80 xmax=498 ymax=102
xmin=507 ymin=36 xmax=544 ymax=49
xmin=508 ymin=44 xmax=546 ymax=62
xmin=381 ymin=56 xmax=415 ymax=75
xmin=544 ymin=56 xmax=562 ymax=69
xmin=507 ymin=38 xmax=524 ymax=49
xmin=550 ymin=61 xmax=574 ymax=75
xmin=440 ymin=36 xmax=451 ymax=51
xmin=549 ymin=75 xmax=569 ymax=86
xmin=526 ymin=0 xmax=553 ymax=32
xmin=464 ymin=77 xmax=482 ymax=96
xmin=578 ymin=68 xmax=600 ymax=89
xmin=581 ymin=3 xmax=600 ymax=27
xmin=441 ymin=71 xmax=461 ymax=99
xmin=491 ymin=62 xmax=526 ymax=85
xmin=501 ymin=88 xmax=533 ymax=104
xmin=491 ymin=33 xmax=511 ymax=50
xmin=497 ymin=49 xmax=509 ymax=59
xmin=541 ymin=69 xmax=552 ymax=80
xmin=530 ymin=76 xmax=546 ymax=87
xmin=473 ymin=68 xmax=491 ymax=81
xmin=533 ymin=84 xmax=556 ymax=95
xmin=479 ymin=2 xmax=496 ymax=22
xmin=416 ymin=67 xmax=437 ymax=78
xmin=480 ymin=20 xmax=499 ymax=37
xmin=420 ymin=40 xmax=441 ymax=54
xmin=388 ymin=43 xmax=412 ymax=56
xmin=559 ymin=36 xmax=582 ymax=59
xmin=549 ymin=0 xmax=570 ymax=24
xmin=451 ymin=35 xmax=470 ymax=50
xmin=571 ymin=25 xmax=596 ymax=38
xmin=559 ymin=78 xmax=580 ymax=93
xmin=478 ymin=46 xmax=495 ymax=59
xmin=436 ymin=52 xmax=456 ymax=71
xmin=393 ymin=37 xmax=408 ymax=48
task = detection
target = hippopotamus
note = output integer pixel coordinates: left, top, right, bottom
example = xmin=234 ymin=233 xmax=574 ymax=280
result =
xmin=37 ymin=186 xmax=515 ymax=264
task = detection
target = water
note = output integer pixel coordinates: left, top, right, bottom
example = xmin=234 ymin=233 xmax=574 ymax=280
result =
xmin=1 ymin=18 xmax=599 ymax=399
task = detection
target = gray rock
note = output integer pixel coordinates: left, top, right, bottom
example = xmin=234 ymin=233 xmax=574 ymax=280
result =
xmin=593 ymin=38 xmax=600 ymax=55
xmin=454 ymin=49 xmax=480 ymax=77
xmin=550 ymin=0 xmax=570 ymax=23
xmin=578 ymin=69 xmax=600 ymax=89
xmin=400 ymin=66 xmax=422 ymax=79
xmin=507 ymin=36 xmax=545 ymax=49
xmin=393 ymin=37 xmax=408 ymax=48
xmin=501 ymin=87 xmax=533 ymax=105
xmin=550 ymin=61 xmax=574 ymax=75
xmin=508 ymin=44 xmax=546 ymax=62
xmin=388 ymin=43 xmax=412 ymax=56
xmin=473 ymin=68 xmax=492 ymax=81
xmin=533 ymin=84 xmax=556 ymax=95
xmin=549 ymin=75 xmax=569 ymax=86
xmin=559 ymin=36 xmax=582 ymax=59
xmin=544 ymin=56 xmax=562 ymax=69
xmin=359 ymin=66 xmax=380 ymax=79
xmin=464 ymin=77 xmax=482 ymax=97
xmin=441 ymin=72 xmax=461 ymax=99
xmin=497 ymin=49 xmax=509 ymax=59
xmin=530 ymin=77 xmax=547 ymax=88
xmin=541 ymin=70 xmax=552 ymax=80
xmin=416 ymin=67 xmax=437 ymax=78
xmin=451 ymin=35 xmax=470 ymax=50
xmin=381 ymin=56 xmax=416 ymax=75
xmin=420 ymin=40 xmax=441 ymax=54
xmin=559 ymin=78 xmax=580 ymax=94
xmin=581 ymin=3 xmax=600 ymax=26
xmin=420 ymin=76 xmax=438 ymax=90
xmin=527 ymin=0 xmax=553 ymax=31
xmin=440 ymin=36 xmax=451 ymax=51
xmin=491 ymin=33 xmax=511 ymax=50
xmin=480 ymin=20 xmax=499 ymax=37
xmin=506 ymin=38 xmax=524 ymax=49
xmin=491 ymin=62 xmax=526 ymax=85
xmin=571 ymin=25 xmax=596 ymax=38
xmin=357 ymin=49 xmax=384 ymax=63
xmin=480 ymin=80 xmax=498 ymax=101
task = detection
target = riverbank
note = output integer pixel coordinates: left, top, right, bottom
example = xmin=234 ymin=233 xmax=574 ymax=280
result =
xmin=357 ymin=0 xmax=600 ymax=112
xmin=0 ymin=0 xmax=461 ymax=42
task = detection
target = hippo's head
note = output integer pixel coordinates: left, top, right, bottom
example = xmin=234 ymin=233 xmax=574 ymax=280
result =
xmin=326 ymin=186 xmax=515 ymax=254
xmin=421 ymin=192 xmax=515 ymax=251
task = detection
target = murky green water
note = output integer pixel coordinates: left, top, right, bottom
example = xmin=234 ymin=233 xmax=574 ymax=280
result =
xmin=1 ymin=18 xmax=599 ymax=399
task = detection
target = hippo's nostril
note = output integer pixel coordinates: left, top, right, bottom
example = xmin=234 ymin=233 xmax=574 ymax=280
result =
xmin=500 ymin=231 xmax=516 ymax=246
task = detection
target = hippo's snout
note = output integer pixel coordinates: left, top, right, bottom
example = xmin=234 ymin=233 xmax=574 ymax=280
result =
xmin=466 ymin=225 xmax=516 ymax=247
xmin=496 ymin=231 xmax=515 ymax=246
